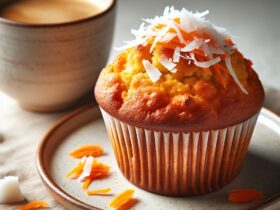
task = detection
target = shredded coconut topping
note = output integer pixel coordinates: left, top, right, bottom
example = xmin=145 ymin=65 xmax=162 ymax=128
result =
xmin=142 ymin=60 xmax=162 ymax=82
xmin=173 ymin=47 xmax=181 ymax=63
xmin=190 ymin=53 xmax=221 ymax=68
xmin=78 ymin=156 xmax=94 ymax=182
xmin=158 ymin=55 xmax=177 ymax=71
xmin=117 ymin=6 xmax=248 ymax=94
xmin=225 ymin=56 xmax=248 ymax=94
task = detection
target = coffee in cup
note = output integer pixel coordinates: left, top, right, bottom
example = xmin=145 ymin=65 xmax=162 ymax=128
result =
xmin=0 ymin=0 xmax=105 ymax=24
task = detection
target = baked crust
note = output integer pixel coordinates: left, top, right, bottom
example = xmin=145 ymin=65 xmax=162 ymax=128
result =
xmin=95 ymin=45 xmax=264 ymax=132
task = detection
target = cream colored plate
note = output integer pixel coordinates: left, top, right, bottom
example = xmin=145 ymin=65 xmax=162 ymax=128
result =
xmin=37 ymin=105 xmax=280 ymax=210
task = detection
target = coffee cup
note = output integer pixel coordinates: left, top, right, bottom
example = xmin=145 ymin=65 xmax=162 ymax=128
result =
xmin=0 ymin=0 xmax=116 ymax=112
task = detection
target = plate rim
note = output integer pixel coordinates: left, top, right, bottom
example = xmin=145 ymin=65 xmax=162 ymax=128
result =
xmin=36 ymin=105 xmax=280 ymax=210
xmin=36 ymin=104 xmax=102 ymax=210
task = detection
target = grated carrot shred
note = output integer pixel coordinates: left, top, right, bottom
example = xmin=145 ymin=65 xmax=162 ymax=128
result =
xmin=19 ymin=201 xmax=48 ymax=210
xmin=69 ymin=145 xmax=104 ymax=158
xmin=160 ymin=41 xmax=184 ymax=49
xmin=116 ymin=198 xmax=138 ymax=210
xmin=81 ymin=160 xmax=110 ymax=190
xmin=229 ymin=189 xmax=263 ymax=203
xmin=192 ymin=49 xmax=207 ymax=58
xmin=109 ymin=189 xmax=135 ymax=209
xmin=66 ymin=161 xmax=85 ymax=179
xmin=82 ymin=177 xmax=93 ymax=190
xmin=87 ymin=188 xmax=112 ymax=196
xmin=67 ymin=158 xmax=110 ymax=190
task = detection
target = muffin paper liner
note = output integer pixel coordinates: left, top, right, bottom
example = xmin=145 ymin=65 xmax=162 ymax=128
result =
xmin=100 ymin=108 xmax=259 ymax=196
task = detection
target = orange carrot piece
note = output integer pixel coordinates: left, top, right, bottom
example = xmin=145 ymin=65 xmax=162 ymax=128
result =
xmin=109 ymin=189 xmax=135 ymax=209
xmin=82 ymin=160 xmax=110 ymax=190
xmin=161 ymin=42 xmax=184 ymax=49
xmin=82 ymin=161 xmax=110 ymax=190
xmin=192 ymin=49 xmax=207 ymax=58
xmin=91 ymin=161 xmax=110 ymax=173
xmin=116 ymin=198 xmax=138 ymax=210
xmin=69 ymin=145 xmax=104 ymax=158
xmin=82 ymin=177 xmax=94 ymax=190
xmin=87 ymin=188 xmax=112 ymax=196
xmin=89 ymin=172 xmax=104 ymax=180
xmin=226 ymin=38 xmax=234 ymax=45
xmin=66 ymin=161 xmax=85 ymax=179
xmin=181 ymin=30 xmax=196 ymax=41
xmin=229 ymin=189 xmax=263 ymax=203
xmin=66 ymin=157 xmax=110 ymax=190
xmin=19 ymin=201 xmax=48 ymax=210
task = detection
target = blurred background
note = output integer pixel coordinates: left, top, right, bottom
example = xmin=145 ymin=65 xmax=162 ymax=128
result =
xmin=110 ymin=0 xmax=280 ymax=89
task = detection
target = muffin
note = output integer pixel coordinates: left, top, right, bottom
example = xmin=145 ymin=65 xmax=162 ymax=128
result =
xmin=95 ymin=7 xmax=264 ymax=196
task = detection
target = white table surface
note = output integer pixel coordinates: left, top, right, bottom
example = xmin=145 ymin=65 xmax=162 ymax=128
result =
xmin=0 ymin=0 xmax=280 ymax=209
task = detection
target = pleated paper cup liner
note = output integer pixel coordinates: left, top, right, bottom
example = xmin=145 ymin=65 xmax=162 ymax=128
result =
xmin=100 ymin=107 xmax=259 ymax=196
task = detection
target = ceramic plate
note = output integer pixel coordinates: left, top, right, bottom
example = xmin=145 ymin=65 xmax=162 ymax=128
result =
xmin=36 ymin=105 xmax=280 ymax=210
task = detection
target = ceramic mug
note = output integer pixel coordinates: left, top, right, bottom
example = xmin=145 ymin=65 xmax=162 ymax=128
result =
xmin=0 ymin=0 xmax=116 ymax=112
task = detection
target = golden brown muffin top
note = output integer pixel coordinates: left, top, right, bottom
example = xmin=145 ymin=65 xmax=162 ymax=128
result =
xmin=95 ymin=7 xmax=264 ymax=132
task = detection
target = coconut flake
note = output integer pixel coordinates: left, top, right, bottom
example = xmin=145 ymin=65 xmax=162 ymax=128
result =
xmin=78 ymin=156 xmax=94 ymax=182
xmin=179 ymin=11 xmax=190 ymax=32
xmin=81 ymin=156 xmax=87 ymax=163
xmin=173 ymin=47 xmax=181 ymax=63
xmin=196 ymin=10 xmax=210 ymax=18
xmin=163 ymin=6 xmax=170 ymax=16
xmin=0 ymin=176 xmax=24 ymax=204
xmin=131 ymin=23 xmax=145 ymax=36
xmin=225 ymin=56 xmax=248 ymax=94
xmin=159 ymin=32 xmax=176 ymax=42
xmin=190 ymin=53 xmax=221 ymax=68
xmin=181 ymin=38 xmax=204 ymax=52
xmin=142 ymin=60 xmax=162 ymax=82
xmin=213 ymin=25 xmax=227 ymax=34
xmin=150 ymin=26 xmax=170 ymax=53
xmin=165 ymin=19 xmax=186 ymax=44
xmin=159 ymin=55 xmax=177 ymax=71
